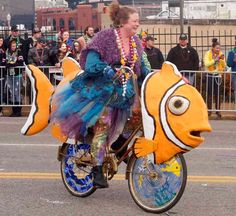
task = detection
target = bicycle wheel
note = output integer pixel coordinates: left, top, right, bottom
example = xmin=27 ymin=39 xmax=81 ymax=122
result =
xmin=127 ymin=154 xmax=187 ymax=214
xmin=60 ymin=143 xmax=96 ymax=197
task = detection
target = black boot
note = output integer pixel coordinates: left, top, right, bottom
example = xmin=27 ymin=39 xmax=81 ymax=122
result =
xmin=92 ymin=166 xmax=109 ymax=188
xmin=111 ymin=135 xmax=128 ymax=163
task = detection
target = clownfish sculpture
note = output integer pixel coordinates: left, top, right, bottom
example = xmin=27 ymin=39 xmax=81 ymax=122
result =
xmin=21 ymin=58 xmax=211 ymax=164
xmin=21 ymin=57 xmax=82 ymax=143
xmin=134 ymin=61 xmax=212 ymax=164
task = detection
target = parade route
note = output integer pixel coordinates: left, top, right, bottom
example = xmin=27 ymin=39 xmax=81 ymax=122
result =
xmin=0 ymin=117 xmax=236 ymax=216
xmin=1 ymin=172 xmax=236 ymax=183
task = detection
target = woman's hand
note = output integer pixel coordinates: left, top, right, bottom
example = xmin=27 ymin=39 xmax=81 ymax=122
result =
xmin=103 ymin=66 xmax=115 ymax=79
xmin=55 ymin=63 xmax=61 ymax=68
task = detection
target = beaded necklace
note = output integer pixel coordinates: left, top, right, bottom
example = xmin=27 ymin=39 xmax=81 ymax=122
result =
xmin=114 ymin=28 xmax=138 ymax=97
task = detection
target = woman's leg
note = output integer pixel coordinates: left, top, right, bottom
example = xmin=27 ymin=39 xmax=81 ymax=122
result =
xmin=90 ymin=108 xmax=112 ymax=166
xmin=90 ymin=108 xmax=112 ymax=188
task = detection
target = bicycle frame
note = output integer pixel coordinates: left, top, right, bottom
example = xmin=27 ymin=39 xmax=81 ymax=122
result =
xmin=114 ymin=123 xmax=143 ymax=166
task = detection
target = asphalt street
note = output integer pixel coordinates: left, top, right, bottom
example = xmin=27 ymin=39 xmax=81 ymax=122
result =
xmin=0 ymin=117 xmax=236 ymax=216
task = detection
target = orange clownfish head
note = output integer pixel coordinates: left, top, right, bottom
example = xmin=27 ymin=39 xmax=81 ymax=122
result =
xmin=141 ymin=61 xmax=212 ymax=163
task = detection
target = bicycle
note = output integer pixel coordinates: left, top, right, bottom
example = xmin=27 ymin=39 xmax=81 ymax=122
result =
xmin=22 ymin=61 xmax=210 ymax=214
xmin=57 ymin=123 xmax=187 ymax=214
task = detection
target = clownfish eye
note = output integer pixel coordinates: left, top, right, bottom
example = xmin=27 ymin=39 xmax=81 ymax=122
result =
xmin=168 ymin=96 xmax=190 ymax=115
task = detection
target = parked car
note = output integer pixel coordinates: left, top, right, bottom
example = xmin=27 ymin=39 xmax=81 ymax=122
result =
xmin=146 ymin=10 xmax=179 ymax=20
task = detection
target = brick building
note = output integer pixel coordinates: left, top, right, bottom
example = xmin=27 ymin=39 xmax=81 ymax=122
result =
xmin=36 ymin=4 xmax=103 ymax=31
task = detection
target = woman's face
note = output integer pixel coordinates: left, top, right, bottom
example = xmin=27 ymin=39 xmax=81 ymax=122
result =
xmin=62 ymin=32 xmax=69 ymax=41
xmin=60 ymin=43 xmax=67 ymax=53
xmin=11 ymin=42 xmax=17 ymax=51
xmin=213 ymin=45 xmax=221 ymax=54
xmin=0 ymin=38 xmax=3 ymax=47
xmin=57 ymin=37 xmax=62 ymax=44
xmin=74 ymin=42 xmax=80 ymax=51
xmin=123 ymin=13 xmax=140 ymax=36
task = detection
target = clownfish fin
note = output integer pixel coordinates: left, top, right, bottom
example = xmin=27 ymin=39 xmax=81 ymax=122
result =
xmin=160 ymin=61 xmax=182 ymax=80
xmin=21 ymin=64 xmax=54 ymax=135
xmin=61 ymin=57 xmax=81 ymax=77
xmin=134 ymin=137 xmax=157 ymax=157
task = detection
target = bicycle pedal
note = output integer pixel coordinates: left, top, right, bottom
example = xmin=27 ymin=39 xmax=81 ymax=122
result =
xmin=80 ymin=154 xmax=93 ymax=162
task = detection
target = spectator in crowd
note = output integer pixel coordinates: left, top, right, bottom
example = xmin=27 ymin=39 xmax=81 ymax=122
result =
xmin=71 ymin=40 xmax=82 ymax=62
xmin=4 ymin=25 xmax=24 ymax=51
xmin=94 ymin=27 xmax=100 ymax=34
xmin=144 ymin=36 xmax=164 ymax=70
xmin=55 ymin=42 xmax=74 ymax=68
xmin=0 ymin=36 xmax=6 ymax=116
xmin=166 ymin=33 xmax=199 ymax=85
xmin=77 ymin=26 xmax=94 ymax=49
xmin=142 ymin=52 xmax=151 ymax=71
xmin=28 ymin=37 xmax=52 ymax=93
xmin=57 ymin=36 xmax=63 ymax=46
xmin=140 ymin=31 xmax=147 ymax=48
xmin=227 ymin=36 xmax=236 ymax=103
xmin=3 ymin=25 xmax=27 ymax=62
xmin=49 ymin=36 xmax=63 ymax=66
xmin=204 ymin=38 xmax=226 ymax=118
xmin=28 ymin=38 xmax=51 ymax=67
xmin=28 ymin=28 xmax=42 ymax=49
xmin=24 ymin=27 xmax=42 ymax=64
xmin=62 ymin=31 xmax=73 ymax=50
xmin=5 ymin=39 xmax=24 ymax=117
xmin=55 ymin=27 xmax=65 ymax=41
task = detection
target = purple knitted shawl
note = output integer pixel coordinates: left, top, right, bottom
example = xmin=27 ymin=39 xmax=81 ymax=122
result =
xmin=79 ymin=28 xmax=143 ymax=76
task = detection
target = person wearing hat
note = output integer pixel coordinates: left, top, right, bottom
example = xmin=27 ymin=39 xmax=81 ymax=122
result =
xmin=29 ymin=28 xmax=42 ymax=48
xmin=166 ymin=33 xmax=199 ymax=85
xmin=3 ymin=25 xmax=25 ymax=52
xmin=28 ymin=38 xmax=51 ymax=67
xmin=24 ymin=27 xmax=42 ymax=65
xmin=144 ymin=35 xmax=164 ymax=70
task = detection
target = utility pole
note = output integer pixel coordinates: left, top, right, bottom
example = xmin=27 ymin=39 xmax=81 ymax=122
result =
xmin=180 ymin=0 xmax=184 ymax=33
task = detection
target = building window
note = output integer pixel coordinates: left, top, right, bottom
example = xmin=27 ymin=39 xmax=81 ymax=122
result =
xmin=59 ymin=18 xmax=65 ymax=28
xmin=53 ymin=19 xmax=56 ymax=31
xmin=68 ymin=18 xmax=75 ymax=30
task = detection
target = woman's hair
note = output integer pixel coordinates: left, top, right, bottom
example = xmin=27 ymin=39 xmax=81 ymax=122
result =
xmin=72 ymin=41 xmax=81 ymax=53
xmin=9 ymin=39 xmax=17 ymax=51
xmin=212 ymin=38 xmax=220 ymax=47
xmin=109 ymin=1 xmax=138 ymax=27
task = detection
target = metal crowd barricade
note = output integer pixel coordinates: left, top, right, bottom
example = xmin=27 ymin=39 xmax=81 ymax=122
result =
xmin=1 ymin=66 xmax=236 ymax=113
xmin=180 ymin=70 xmax=236 ymax=113
xmin=0 ymin=65 xmax=62 ymax=107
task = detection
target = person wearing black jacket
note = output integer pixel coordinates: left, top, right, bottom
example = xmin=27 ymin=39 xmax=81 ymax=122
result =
xmin=144 ymin=36 xmax=164 ymax=70
xmin=166 ymin=33 xmax=199 ymax=85
xmin=3 ymin=25 xmax=26 ymax=64
xmin=5 ymin=39 xmax=24 ymax=117
xmin=24 ymin=27 xmax=42 ymax=64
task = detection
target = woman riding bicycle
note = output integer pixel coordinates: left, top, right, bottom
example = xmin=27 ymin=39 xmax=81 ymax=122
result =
xmin=50 ymin=2 xmax=150 ymax=188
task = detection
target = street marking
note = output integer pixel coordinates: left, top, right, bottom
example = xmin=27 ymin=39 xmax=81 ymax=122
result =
xmin=0 ymin=172 xmax=236 ymax=183
xmin=0 ymin=143 xmax=236 ymax=151
xmin=40 ymin=197 xmax=68 ymax=205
